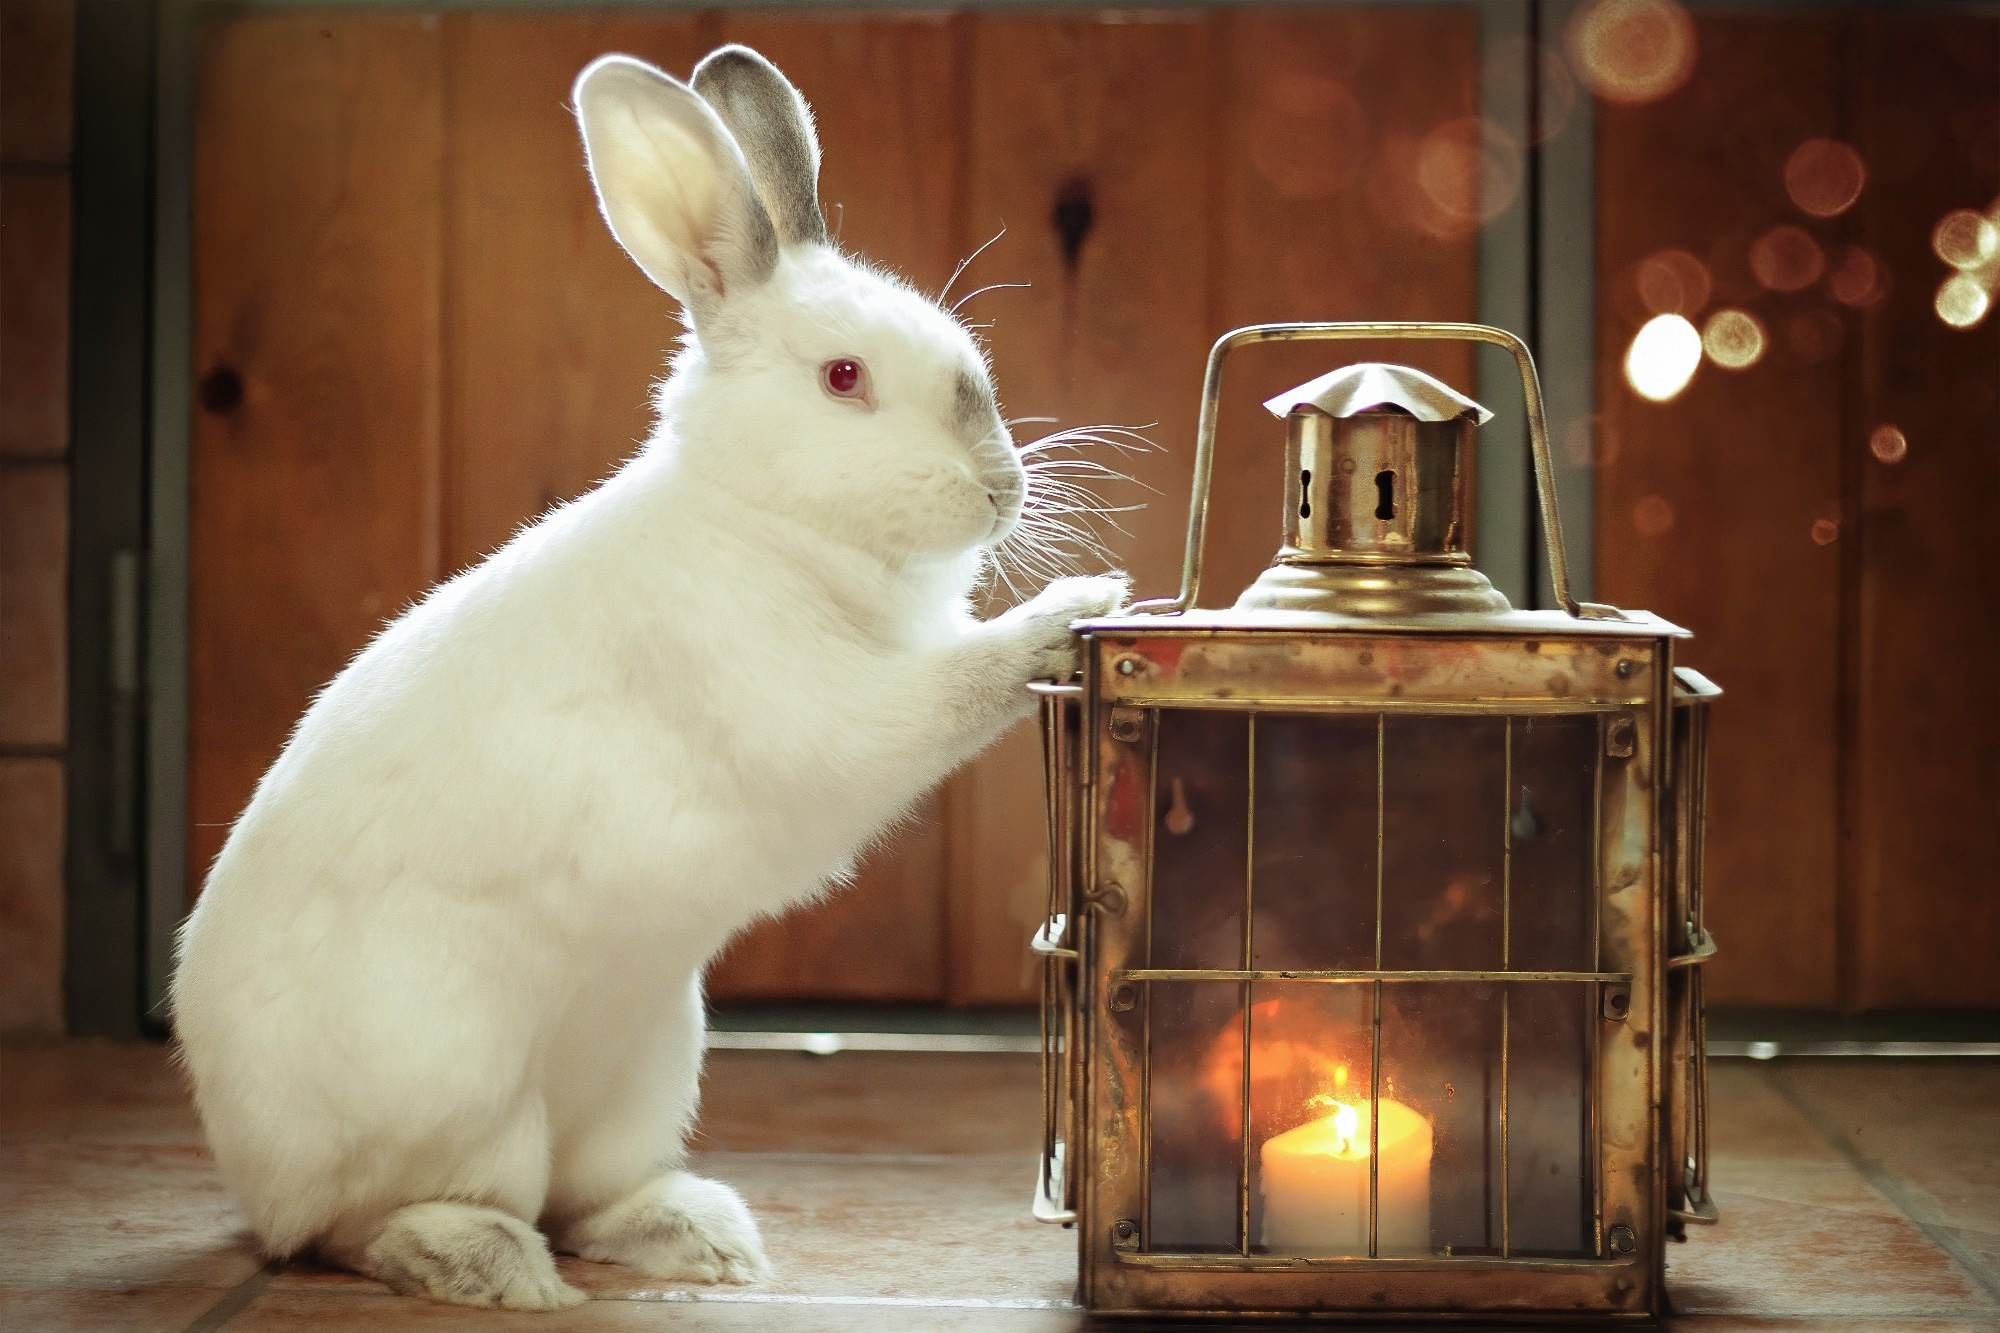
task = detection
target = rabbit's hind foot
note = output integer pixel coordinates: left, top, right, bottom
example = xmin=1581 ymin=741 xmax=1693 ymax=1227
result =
xmin=558 ymin=1171 xmax=771 ymax=1285
xmin=338 ymin=1200 xmax=585 ymax=1310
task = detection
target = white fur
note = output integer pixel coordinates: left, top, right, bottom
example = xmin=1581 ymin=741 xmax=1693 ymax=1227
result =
xmin=171 ymin=47 xmax=1125 ymax=1310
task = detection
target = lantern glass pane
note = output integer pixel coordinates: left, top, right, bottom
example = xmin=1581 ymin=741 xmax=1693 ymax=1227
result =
xmin=1381 ymin=981 xmax=1504 ymax=1256
xmin=1152 ymin=711 xmax=1248 ymax=970
xmin=1250 ymin=715 xmax=1378 ymax=971
xmin=1246 ymin=983 xmax=1377 ymax=1256
xmin=1380 ymin=717 xmax=1507 ymax=971
xmin=1505 ymin=982 xmax=1597 ymax=1257
xmin=1510 ymin=715 xmax=1600 ymax=972
xmin=1147 ymin=981 xmax=1244 ymax=1252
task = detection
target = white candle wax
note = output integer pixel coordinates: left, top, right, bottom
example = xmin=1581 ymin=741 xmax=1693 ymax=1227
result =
xmin=1259 ymin=1097 xmax=1434 ymax=1255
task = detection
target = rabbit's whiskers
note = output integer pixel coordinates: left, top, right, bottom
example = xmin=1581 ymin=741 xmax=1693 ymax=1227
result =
xmin=950 ymin=282 xmax=1030 ymax=315
xmin=939 ymin=226 xmax=1008 ymax=308
xmin=988 ymin=422 xmax=1159 ymax=601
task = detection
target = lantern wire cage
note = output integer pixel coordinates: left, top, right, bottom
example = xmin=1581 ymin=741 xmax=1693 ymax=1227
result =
xmin=1028 ymin=323 xmax=1719 ymax=1321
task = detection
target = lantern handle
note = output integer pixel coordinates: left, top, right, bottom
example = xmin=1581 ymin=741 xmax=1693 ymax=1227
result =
xmin=1127 ymin=321 xmax=1623 ymax=621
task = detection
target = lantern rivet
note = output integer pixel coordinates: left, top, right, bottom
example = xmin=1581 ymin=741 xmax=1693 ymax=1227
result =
xmin=1616 ymin=658 xmax=1638 ymax=678
xmin=1115 ymin=655 xmax=1143 ymax=676
xmin=1109 ymin=707 xmax=1146 ymax=743
xmin=1606 ymin=715 xmax=1637 ymax=757
xmin=1110 ymin=982 xmax=1138 ymax=1012
xmin=1113 ymin=1219 xmax=1139 ymax=1249
xmin=1603 ymin=985 xmax=1632 ymax=1021
xmin=1609 ymin=1225 xmax=1637 ymax=1256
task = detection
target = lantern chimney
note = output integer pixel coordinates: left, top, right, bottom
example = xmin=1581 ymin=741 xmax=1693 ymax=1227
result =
xmin=1235 ymin=362 xmax=1511 ymax=618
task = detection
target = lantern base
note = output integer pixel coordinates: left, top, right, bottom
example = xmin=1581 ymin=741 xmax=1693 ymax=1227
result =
xmin=1234 ymin=556 xmax=1513 ymax=618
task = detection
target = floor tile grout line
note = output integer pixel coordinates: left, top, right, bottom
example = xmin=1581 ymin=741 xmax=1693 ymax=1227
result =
xmin=1765 ymin=1062 xmax=2000 ymax=1306
xmin=179 ymin=1259 xmax=278 ymax=1333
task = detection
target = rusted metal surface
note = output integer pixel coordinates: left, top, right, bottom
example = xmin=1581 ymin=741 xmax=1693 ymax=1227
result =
xmin=1028 ymin=324 xmax=1716 ymax=1322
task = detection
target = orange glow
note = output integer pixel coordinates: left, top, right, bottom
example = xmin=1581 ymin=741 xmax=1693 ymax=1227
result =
xmin=1783 ymin=138 xmax=1865 ymax=218
xmin=1936 ymin=273 xmax=1992 ymax=329
xmin=1701 ymin=309 xmax=1766 ymax=369
xmin=1828 ymin=246 xmax=1887 ymax=308
xmin=1750 ymin=225 xmax=1825 ymax=292
xmin=1868 ymin=425 xmax=1909 ymax=465
xmin=1633 ymin=495 xmax=1675 ymax=537
xmin=1636 ymin=248 xmax=1711 ymax=315
xmin=1201 ymin=996 xmax=1367 ymax=1143
xmin=1933 ymin=209 xmax=2000 ymax=270
xmin=1624 ymin=314 xmax=1702 ymax=401
xmin=1568 ymin=0 xmax=1697 ymax=105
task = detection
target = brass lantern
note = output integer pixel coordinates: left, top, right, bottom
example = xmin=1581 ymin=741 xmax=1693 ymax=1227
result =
xmin=1030 ymin=323 xmax=1719 ymax=1324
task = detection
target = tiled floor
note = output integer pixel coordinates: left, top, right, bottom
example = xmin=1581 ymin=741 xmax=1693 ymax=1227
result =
xmin=2 ymin=1043 xmax=1995 ymax=1331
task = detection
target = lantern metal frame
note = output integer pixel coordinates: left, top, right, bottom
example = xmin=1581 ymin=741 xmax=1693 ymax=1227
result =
xmin=1032 ymin=323 xmax=1718 ymax=1324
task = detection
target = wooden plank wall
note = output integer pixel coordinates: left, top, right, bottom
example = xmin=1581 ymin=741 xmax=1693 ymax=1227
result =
xmin=1594 ymin=10 xmax=2000 ymax=1009
xmin=1843 ymin=12 xmax=2000 ymax=1009
xmin=190 ymin=18 xmax=446 ymax=897
xmin=189 ymin=7 xmax=1481 ymax=1006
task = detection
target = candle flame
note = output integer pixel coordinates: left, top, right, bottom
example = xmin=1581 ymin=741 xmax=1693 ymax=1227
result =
xmin=1333 ymin=1101 xmax=1361 ymax=1153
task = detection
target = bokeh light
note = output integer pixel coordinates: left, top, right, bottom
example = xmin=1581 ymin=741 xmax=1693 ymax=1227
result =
xmin=1568 ymin=0 xmax=1697 ymax=106
xmin=1936 ymin=273 xmax=1992 ymax=329
xmin=1415 ymin=117 xmax=1524 ymax=229
xmin=1827 ymin=246 xmax=1887 ymax=308
xmin=1624 ymin=314 xmax=1702 ymax=402
xmin=1750 ymin=225 xmax=1825 ymax=292
xmin=1636 ymin=249 xmax=1712 ymax=315
xmin=1562 ymin=414 xmax=1621 ymax=469
xmin=1248 ymin=75 xmax=1368 ymax=200
xmin=1868 ymin=425 xmax=1909 ymax=465
xmin=1783 ymin=139 xmax=1866 ymax=218
xmin=1933 ymin=209 xmax=2000 ymax=269
xmin=1702 ymin=309 xmax=1766 ymax=369
xmin=1482 ymin=37 xmax=1578 ymax=146
xmin=1810 ymin=518 xmax=1840 ymax=546
xmin=1633 ymin=495 xmax=1676 ymax=537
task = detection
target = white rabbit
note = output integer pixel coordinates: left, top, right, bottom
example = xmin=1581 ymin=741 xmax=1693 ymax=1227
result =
xmin=171 ymin=45 xmax=1127 ymax=1311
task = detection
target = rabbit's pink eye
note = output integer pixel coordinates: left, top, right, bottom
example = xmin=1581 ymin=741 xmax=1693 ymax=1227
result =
xmin=823 ymin=358 xmax=865 ymax=399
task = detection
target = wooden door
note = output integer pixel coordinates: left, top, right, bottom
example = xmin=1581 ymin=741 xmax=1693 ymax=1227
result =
xmin=1593 ymin=8 xmax=2000 ymax=1009
xmin=188 ymin=8 xmax=1481 ymax=1006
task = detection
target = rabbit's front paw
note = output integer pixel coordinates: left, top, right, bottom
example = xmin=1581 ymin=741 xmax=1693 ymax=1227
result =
xmin=563 ymin=1172 xmax=771 ymax=1286
xmin=1013 ymin=573 xmax=1131 ymax=679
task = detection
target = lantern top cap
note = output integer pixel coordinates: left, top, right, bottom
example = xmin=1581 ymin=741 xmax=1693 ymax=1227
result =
xmin=1262 ymin=362 xmax=1494 ymax=426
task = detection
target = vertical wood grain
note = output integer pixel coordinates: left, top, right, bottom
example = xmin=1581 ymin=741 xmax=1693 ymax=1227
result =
xmin=1593 ymin=16 xmax=1846 ymax=1007
xmin=188 ymin=15 xmax=444 ymax=896
xmin=442 ymin=14 xmax=708 ymax=573
xmin=0 ymin=171 xmax=71 ymax=460
xmin=694 ymin=14 xmax=965 ymax=1002
xmin=949 ymin=12 xmax=1217 ymax=1005
xmin=1211 ymin=7 xmax=1482 ymax=611
xmin=1845 ymin=12 xmax=2000 ymax=1008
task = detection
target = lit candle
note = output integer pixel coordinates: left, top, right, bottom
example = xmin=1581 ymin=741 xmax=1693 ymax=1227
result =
xmin=1259 ymin=1097 xmax=1433 ymax=1255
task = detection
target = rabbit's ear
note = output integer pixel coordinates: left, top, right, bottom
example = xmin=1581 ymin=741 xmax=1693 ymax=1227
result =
xmin=574 ymin=55 xmax=779 ymax=310
xmin=691 ymin=46 xmax=828 ymax=248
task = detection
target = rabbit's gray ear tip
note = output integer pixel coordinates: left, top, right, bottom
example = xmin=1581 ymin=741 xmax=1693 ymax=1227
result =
xmin=694 ymin=44 xmax=780 ymax=84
